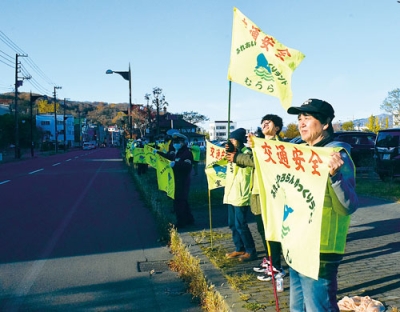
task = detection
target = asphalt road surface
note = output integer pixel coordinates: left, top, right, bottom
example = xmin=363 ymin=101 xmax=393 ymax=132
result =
xmin=0 ymin=148 xmax=200 ymax=311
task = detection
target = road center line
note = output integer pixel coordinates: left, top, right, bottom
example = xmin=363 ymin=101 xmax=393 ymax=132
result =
xmin=29 ymin=169 xmax=44 ymax=175
xmin=0 ymin=180 xmax=11 ymax=185
xmin=52 ymin=163 xmax=61 ymax=167
xmin=66 ymin=159 xmax=72 ymax=162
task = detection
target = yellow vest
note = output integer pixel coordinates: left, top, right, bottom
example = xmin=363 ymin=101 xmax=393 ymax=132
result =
xmin=320 ymin=182 xmax=351 ymax=254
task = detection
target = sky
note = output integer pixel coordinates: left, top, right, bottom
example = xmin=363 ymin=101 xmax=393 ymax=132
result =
xmin=1 ymin=0 xmax=399 ymax=132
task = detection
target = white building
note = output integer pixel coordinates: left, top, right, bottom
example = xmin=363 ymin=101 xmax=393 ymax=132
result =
xmin=36 ymin=114 xmax=75 ymax=146
xmin=209 ymin=121 xmax=237 ymax=141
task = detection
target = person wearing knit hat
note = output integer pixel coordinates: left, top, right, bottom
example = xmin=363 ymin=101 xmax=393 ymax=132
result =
xmin=286 ymin=98 xmax=359 ymax=311
xmin=229 ymin=128 xmax=247 ymax=143
xmin=224 ymin=128 xmax=257 ymax=262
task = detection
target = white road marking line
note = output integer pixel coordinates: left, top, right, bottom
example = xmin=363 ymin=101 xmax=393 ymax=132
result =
xmin=29 ymin=169 xmax=44 ymax=175
xmin=0 ymin=180 xmax=11 ymax=185
xmin=52 ymin=163 xmax=61 ymax=167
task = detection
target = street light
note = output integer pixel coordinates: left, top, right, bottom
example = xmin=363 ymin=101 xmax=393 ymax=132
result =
xmin=30 ymin=92 xmax=47 ymax=157
xmin=106 ymin=64 xmax=132 ymax=138
xmin=53 ymin=86 xmax=62 ymax=153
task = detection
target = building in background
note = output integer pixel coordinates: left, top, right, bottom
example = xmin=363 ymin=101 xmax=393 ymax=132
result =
xmin=209 ymin=121 xmax=237 ymax=141
xmin=36 ymin=114 xmax=74 ymax=148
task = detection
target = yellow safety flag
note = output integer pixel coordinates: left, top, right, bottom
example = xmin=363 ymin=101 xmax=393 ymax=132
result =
xmin=144 ymin=144 xmax=158 ymax=168
xmin=227 ymin=7 xmax=305 ymax=110
xmin=143 ymin=144 xmax=175 ymax=199
xmin=133 ymin=147 xmax=146 ymax=164
xmin=155 ymin=153 xmax=175 ymax=199
xmin=204 ymin=141 xmax=228 ymax=190
xmin=252 ymin=137 xmax=335 ymax=279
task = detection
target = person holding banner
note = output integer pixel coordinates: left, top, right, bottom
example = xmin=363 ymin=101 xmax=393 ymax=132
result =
xmin=226 ymin=114 xmax=286 ymax=280
xmin=157 ymin=132 xmax=195 ymax=229
xmin=287 ymin=99 xmax=359 ymax=312
xmin=224 ymin=128 xmax=257 ymax=262
xmin=136 ymin=139 xmax=148 ymax=175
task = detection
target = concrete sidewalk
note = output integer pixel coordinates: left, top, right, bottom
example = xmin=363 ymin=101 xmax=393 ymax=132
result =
xmin=179 ymin=166 xmax=400 ymax=311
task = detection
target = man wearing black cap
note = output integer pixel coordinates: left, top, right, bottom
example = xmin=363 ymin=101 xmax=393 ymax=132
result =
xmin=223 ymin=128 xmax=257 ymax=262
xmin=287 ymin=99 xmax=359 ymax=311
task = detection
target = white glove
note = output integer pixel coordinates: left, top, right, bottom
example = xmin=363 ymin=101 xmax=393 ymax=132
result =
xmin=170 ymin=161 xmax=175 ymax=168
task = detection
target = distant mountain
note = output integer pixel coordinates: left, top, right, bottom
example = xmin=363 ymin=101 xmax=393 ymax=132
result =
xmin=352 ymin=114 xmax=393 ymax=128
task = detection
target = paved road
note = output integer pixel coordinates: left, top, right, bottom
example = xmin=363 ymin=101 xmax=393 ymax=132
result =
xmin=0 ymin=148 xmax=201 ymax=311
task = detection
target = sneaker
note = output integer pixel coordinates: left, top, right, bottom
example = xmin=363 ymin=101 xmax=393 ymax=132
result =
xmin=257 ymin=274 xmax=272 ymax=282
xmin=253 ymin=257 xmax=270 ymax=272
xmin=268 ymin=268 xmax=285 ymax=277
xmin=257 ymin=268 xmax=286 ymax=282
xmin=225 ymin=251 xmax=245 ymax=259
xmin=238 ymin=252 xmax=257 ymax=262
xmin=266 ymin=266 xmax=281 ymax=276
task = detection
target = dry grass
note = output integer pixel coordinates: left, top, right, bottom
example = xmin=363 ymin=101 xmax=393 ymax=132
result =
xmin=169 ymin=228 xmax=228 ymax=312
xmin=356 ymin=175 xmax=400 ymax=202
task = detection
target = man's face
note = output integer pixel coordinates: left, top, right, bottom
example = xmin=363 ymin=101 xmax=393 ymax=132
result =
xmin=297 ymin=113 xmax=325 ymax=146
xmin=261 ymin=120 xmax=278 ymax=137
xmin=229 ymin=138 xmax=239 ymax=148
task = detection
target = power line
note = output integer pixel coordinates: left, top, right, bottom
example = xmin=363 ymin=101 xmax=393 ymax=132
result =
xmin=0 ymin=49 xmax=14 ymax=67
xmin=0 ymin=31 xmax=58 ymax=96
xmin=0 ymin=31 xmax=26 ymax=55
xmin=22 ymin=57 xmax=56 ymax=86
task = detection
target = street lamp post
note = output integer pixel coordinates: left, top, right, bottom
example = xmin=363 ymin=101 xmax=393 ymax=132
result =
xmin=106 ymin=64 xmax=132 ymax=138
xmin=53 ymin=86 xmax=62 ymax=153
xmin=29 ymin=92 xmax=47 ymax=157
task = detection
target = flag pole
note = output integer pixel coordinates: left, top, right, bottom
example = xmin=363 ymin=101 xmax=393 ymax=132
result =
xmin=267 ymin=241 xmax=281 ymax=311
xmin=227 ymin=81 xmax=232 ymax=139
xmin=208 ymin=189 xmax=213 ymax=249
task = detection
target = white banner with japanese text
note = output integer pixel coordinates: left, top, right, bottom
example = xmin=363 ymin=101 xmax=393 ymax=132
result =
xmin=253 ymin=137 xmax=333 ymax=279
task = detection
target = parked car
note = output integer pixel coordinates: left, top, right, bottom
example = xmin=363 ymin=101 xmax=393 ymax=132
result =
xmin=374 ymin=128 xmax=400 ymax=181
xmin=333 ymin=131 xmax=376 ymax=167
xmin=82 ymin=142 xmax=91 ymax=150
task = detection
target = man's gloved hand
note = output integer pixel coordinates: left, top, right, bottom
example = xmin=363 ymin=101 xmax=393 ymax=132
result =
xmin=226 ymin=152 xmax=236 ymax=163
xmin=170 ymin=161 xmax=175 ymax=168
xmin=225 ymin=141 xmax=236 ymax=153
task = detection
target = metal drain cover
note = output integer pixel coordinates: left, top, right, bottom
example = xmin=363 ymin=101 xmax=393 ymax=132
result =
xmin=138 ymin=260 xmax=170 ymax=273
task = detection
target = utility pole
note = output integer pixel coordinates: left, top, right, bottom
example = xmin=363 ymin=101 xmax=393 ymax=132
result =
xmin=14 ymin=53 xmax=28 ymax=159
xmin=63 ymin=98 xmax=68 ymax=151
xmin=53 ymin=86 xmax=62 ymax=153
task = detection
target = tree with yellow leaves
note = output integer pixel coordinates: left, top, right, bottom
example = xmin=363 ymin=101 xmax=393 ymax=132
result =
xmin=37 ymin=99 xmax=60 ymax=114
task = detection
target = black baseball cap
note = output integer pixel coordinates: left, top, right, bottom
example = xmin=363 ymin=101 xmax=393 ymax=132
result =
xmin=287 ymin=99 xmax=335 ymax=119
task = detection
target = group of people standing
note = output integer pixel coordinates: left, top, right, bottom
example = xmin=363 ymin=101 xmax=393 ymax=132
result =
xmin=222 ymin=99 xmax=359 ymax=312
xmin=131 ymin=98 xmax=358 ymax=311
